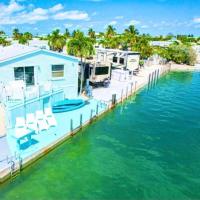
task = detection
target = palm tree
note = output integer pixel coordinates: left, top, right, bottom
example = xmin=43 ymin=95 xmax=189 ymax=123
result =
xmin=13 ymin=28 xmax=21 ymax=40
xmin=99 ymin=26 xmax=118 ymax=48
xmin=48 ymin=29 xmax=66 ymax=52
xmin=133 ymin=35 xmax=153 ymax=59
xmin=123 ymin=25 xmax=139 ymax=49
xmin=23 ymin=32 xmax=33 ymax=40
xmin=88 ymin=28 xmax=96 ymax=39
xmin=64 ymin=28 xmax=70 ymax=39
xmin=67 ymin=30 xmax=95 ymax=94
xmin=0 ymin=31 xmax=10 ymax=46
xmin=98 ymin=32 xmax=104 ymax=39
xmin=125 ymin=25 xmax=139 ymax=36
xmin=0 ymin=30 xmax=5 ymax=36
xmin=18 ymin=35 xmax=29 ymax=45
xmin=88 ymin=28 xmax=96 ymax=44
xmin=105 ymin=25 xmax=116 ymax=38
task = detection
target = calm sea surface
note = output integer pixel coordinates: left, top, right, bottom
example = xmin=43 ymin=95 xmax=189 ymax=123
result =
xmin=0 ymin=71 xmax=200 ymax=200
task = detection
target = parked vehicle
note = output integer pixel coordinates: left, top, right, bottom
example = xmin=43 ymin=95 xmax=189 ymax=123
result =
xmin=89 ymin=62 xmax=111 ymax=87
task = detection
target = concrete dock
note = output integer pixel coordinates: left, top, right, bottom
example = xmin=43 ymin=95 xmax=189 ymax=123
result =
xmin=93 ymin=65 xmax=170 ymax=104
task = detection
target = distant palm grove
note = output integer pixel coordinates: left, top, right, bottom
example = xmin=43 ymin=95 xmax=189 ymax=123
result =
xmin=0 ymin=25 xmax=199 ymax=65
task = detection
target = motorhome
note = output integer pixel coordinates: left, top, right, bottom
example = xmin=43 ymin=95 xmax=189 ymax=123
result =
xmin=95 ymin=48 xmax=140 ymax=71
xmin=89 ymin=62 xmax=111 ymax=87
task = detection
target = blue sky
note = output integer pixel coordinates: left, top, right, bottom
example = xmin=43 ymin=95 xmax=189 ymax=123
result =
xmin=0 ymin=0 xmax=200 ymax=36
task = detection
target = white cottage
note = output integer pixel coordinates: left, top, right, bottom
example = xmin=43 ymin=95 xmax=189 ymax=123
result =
xmin=0 ymin=44 xmax=79 ymax=99
xmin=0 ymin=44 xmax=79 ymax=129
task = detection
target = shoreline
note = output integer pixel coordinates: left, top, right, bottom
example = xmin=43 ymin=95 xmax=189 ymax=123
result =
xmin=170 ymin=63 xmax=200 ymax=72
xmin=0 ymin=63 xmax=195 ymax=184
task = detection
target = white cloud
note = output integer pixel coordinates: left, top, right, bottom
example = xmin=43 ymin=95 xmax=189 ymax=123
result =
xmin=32 ymin=8 xmax=48 ymax=15
xmin=0 ymin=1 xmax=89 ymax=25
xmin=6 ymin=0 xmax=24 ymax=13
xmin=53 ymin=10 xmax=89 ymax=20
xmin=193 ymin=17 xmax=200 ymax=23
xmin=49 ymin=4 xmax=64 ymax=13
xmin=0 ymin=0 xmax=23 ymax=17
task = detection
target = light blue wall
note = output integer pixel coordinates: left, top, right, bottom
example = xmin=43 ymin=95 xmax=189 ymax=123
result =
xmin=0 ymin=51 xmax=79 ymax=99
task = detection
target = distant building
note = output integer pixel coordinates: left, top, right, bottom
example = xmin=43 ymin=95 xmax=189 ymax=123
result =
xmin=28 ymin=38 xmax=50 ymax=50
xmin=6 ymin=37 xmax=50 ymax=50
xmin=95 ymin=48 xmax=140 ymax=71
xmin=150 ymin=41 xmax=174 ymax=47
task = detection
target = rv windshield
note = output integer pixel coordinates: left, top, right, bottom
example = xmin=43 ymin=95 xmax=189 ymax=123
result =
xmin=95 ymin=67 xmax=109 ymax=75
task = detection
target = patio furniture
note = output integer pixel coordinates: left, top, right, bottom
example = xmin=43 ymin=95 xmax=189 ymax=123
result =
xmin=26 ymin=113 xmax=39 ymax=134
xmin=36 ymin=110 xmax=49 ymax=131
xmin=14 ymin=128 xmax=35 ymax=150
xmin=15 ymin=117 xmax=26 ymax=129
xmin=44 ymin=108 xmax=57 ymax=127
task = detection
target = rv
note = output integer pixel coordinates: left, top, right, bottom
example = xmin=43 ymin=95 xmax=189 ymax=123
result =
xmin=95 ymin=48 xmax=140 ymax=71
xmin=89 ymin=62 xmax=111 ymax=87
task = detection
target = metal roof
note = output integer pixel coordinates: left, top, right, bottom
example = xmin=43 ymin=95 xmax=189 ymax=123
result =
xmin=0 ymin=44 xmax=78 ymax=65
xmin=0 ymin=44 xmax=38 ymax=62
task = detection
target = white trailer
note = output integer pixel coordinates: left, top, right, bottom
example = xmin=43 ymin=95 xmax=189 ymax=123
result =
xmin=95 ymin=48 xmax=140 ymax=71
xmin=89 ymin=62 xmax=111 ymax=87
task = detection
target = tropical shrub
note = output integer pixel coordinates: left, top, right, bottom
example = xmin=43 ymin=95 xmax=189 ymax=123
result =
xmin=0 ymin=31 xmax=10 ymax=46
xmin=156 ymin=44 xmax=197 ymax=66
xmin=133 ymin=36 xmax=153 ymax=59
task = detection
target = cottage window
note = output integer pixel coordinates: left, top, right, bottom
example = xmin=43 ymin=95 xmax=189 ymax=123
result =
xmin=14 ymin=66 xmax=34 ymax=86
xmin=52 ymin=65 xmax=64 ymax=78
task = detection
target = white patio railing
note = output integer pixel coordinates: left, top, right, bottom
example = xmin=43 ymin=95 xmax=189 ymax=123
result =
xmin=0 ymin=80 xmax=57 ymax=104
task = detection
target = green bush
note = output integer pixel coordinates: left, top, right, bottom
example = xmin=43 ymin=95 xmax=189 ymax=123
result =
xmin=155 ymin=44 xmax=197 ymax=66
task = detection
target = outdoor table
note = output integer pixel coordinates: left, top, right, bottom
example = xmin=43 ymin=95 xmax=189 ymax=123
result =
xmin=13 ymin=129 xmax=35 ymax=150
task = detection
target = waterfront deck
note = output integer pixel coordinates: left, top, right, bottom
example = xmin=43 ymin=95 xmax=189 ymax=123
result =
xmin=93 ymin=65 xmax=168 ymax=103
xmin=0 ymin=98 xmax=107 ymax=180
xmin=0 ymin=64 xmax=170 ymax=182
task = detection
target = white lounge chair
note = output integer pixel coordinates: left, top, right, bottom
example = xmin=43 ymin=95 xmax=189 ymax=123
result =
xmin=15 ymin=117 xmax=27 ymax=138
xmin=44 ymin=108 xmax=57 ymax=127
xmin=15 ymin=117 xmax=26 ymax=128
xmin=36 ymin=110 xmax=49 ymax=131
xmin=26 ymin=113 xmax=39 ymax=134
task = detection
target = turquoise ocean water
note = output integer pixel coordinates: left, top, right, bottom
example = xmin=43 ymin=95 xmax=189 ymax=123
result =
xmin=0 ymin=71 xmax=200 ymax=200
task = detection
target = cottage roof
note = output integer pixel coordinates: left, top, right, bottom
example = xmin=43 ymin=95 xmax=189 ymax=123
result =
xmin=0 ymin=44 xmax=78 ymax=65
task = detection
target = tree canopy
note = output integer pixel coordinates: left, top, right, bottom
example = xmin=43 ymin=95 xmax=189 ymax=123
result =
xmin=48 ymin=29 xmax=66 ymax=52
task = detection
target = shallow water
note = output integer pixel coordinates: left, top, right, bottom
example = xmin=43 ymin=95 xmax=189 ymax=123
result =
xmin=0 ymin=71 xmax=200 ymax=200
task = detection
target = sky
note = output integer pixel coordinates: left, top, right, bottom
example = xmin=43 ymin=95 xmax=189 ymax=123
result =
xmin=0 ymin=0 xmax=200 ymax=36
